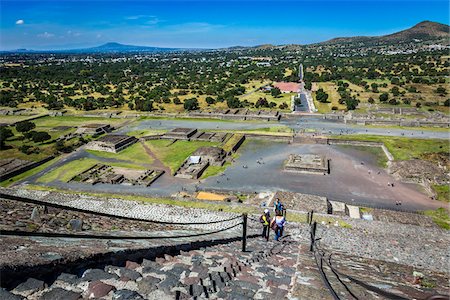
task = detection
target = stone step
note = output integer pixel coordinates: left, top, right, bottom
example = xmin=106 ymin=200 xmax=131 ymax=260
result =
xmin=8 ymin=235 xmax=301 ymax=299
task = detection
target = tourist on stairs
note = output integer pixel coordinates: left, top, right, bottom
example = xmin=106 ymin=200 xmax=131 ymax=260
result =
xmin=271 ymin=210 xmax=286 ymax=241
xmin=259 ymin=209 xmax=271 ymax=241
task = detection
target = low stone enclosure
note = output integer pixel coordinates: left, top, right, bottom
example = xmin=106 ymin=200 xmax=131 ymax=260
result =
xmin=322 ymin=111 xmax=450 ymax=128
xmin=190 ymin=108 xmax=281 ymax=122
xmin=161 ymin=128 xmax=227 ymax=142
xmin=62 ymin=109 xmax=281 ymax=122
xmin=284 ymin=154 xmax=330 ymax=175
xmin=86 ymin=134 xmax=138 ymax=153
xmin=175 ymin=147 xmax=227 ymax=179
xmin=69 ymin=163 xmax=164 ymax=187
xmin=75 ymin=124 xmax=113 ymax=135
xmin=272 ymin=191 xmax=436 ymax=226
xmin=0 ymin=157 xmax=54 ymax=182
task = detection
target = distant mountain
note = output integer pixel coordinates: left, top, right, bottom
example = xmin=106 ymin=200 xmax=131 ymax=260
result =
xmin=2 ymin=42 xmax=184 ymax=54
xmin=77 ymin=42 xmax=179 ymax=53
xmin=323 ymin=21 xmax=449 ymax=45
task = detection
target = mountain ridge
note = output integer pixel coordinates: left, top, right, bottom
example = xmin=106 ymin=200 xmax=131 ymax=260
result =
xmin=322 ymin=21 xmax=449 ymax=45
xmin=3 ymin=20 xmax=449 ymax=53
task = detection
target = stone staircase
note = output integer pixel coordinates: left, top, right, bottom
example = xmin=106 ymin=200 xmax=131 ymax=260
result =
xmin=2 ymin=236 xmax=301 ymax=300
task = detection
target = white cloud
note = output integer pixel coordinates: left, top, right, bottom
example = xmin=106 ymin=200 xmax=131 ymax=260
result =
xmin=37 ymin=32 xmax=55 ymax=38
xmin=15 ymin=19 xmax=24 ymax=25
xmin=125 ymin=15 xmax=161 ymax=25
xmin=67 ymin=30 xmax=81 ymax=37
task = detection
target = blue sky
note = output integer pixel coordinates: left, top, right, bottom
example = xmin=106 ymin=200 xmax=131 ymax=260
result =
xmin=1 ymin=0 xmax=449 ymax=50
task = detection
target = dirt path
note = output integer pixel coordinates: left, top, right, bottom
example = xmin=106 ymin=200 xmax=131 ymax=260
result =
xmin=140 ymin=140 xmax=171 ymax=174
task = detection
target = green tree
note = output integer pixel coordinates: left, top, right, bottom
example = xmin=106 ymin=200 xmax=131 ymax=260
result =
xmin=31 ymin=131 xmax=51 ymax=144
xmin=205 ymin=96 xmax=216 ymax=105
xmin=184 ymin=98 xmax=199 ymax=111
xmin=271 ymin=87 xmax=281 ymax=98
xmin=435 ymin=86 xmax=447 ymax=95
xmin=226 ymin=97 xmax=242 ymax=109
xmin=379 ymin=93 xmax=389 ymax=102
xmin=316 ymin=88 xmax=329 ymax=103
xmin=0 ymin=127 xmax=13 ymax=149
xmin=16 ymin=121 xmax=36 ymax=134
xmin=345 ymin=98 xmax=359 ymax=110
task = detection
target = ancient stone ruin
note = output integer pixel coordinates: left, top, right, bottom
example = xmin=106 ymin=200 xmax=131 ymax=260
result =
xmin=161 ymin=128 xmax=227 ymax=142
xmin=70 ymin=163 xmax=164 ymax=186
xmin=86 ymin=134 xmax=138 ymax=153
xmin=284 ymin=154 xmax=330 ymax=175
xmin=175 ymin=146 xmax=227 ymax=179
xmin=75 ymin=124 xmax=113 ymax=135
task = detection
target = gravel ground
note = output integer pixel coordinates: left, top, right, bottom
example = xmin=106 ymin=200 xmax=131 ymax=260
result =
xmin=304 ymin=217 xmax=450 ymax=274
xmin=2 ymin=187 xmax=448 ymax=274
xmin=2 ymin=188 xmax=247 ymax=231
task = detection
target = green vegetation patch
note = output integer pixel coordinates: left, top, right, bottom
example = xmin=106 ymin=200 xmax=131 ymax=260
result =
xmin=337 ymin=144 xmax=388 ymax=167
xmin=331 ymin=135 xmax=449 ymax=161
xmin=424 ymin=208 xmax=450 ymax=230
xmin=0 ymin=156 xmax=63 ymax=187
xmin=86 ymin=142 xmax=153 ymax=165
xmin=37 ymin=157 xmax=146 ymax=184
xmin=37 ymin=158 xmax=99 ymax=183
xmin=33 ymin=116 xmax=126 ymax=127
xmin=145 ymin=139 xmax=220 ymax=174
xmin=126 ymin=129 xmax=167 ymax=138
xmin=432 ymin=185 xmax=450 ymax=202
xmin=222 ymin=134 xmax=242 ymax=152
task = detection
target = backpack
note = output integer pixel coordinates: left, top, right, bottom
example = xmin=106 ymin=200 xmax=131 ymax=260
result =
xmin=260 ymin=215 xmax=269 ymax=225
xmin=270 ymin=219 xmax=278 ymax=230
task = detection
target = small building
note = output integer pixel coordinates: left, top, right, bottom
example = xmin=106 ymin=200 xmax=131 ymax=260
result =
xmin=75 ymin=124 xmax=112 ymax=135
xmin=284 ymin=154 xmax=329 ymax=175
xmin=192 ymin=146 xmax=227 ymax=166
xmin=86 ymin=134 xmax=138 ymax=153
xmin=273 ymin=82 xmax=301 ymax=93
xmin=162 ymin=128 xmax=197 ymax=140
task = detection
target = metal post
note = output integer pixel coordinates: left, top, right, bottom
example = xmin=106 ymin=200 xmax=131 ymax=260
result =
xmin=310 ymin=221 xmax=317 ymax=252
xmin=310 ymin=210 xmax=314 ymax=224
xmin=242 ymin=213 xmax=247 ymax=252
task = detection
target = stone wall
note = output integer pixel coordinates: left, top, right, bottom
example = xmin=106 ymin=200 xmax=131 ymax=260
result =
xmin=0 ymin=156 xmax=54 ymax=182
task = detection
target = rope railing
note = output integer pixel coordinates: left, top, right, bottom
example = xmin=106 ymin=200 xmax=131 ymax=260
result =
xmin=0 ymin=222 xmax=243 ymax=241
xmin=308 ymin=210 xmax=446 ymax=300
xmin=0 ymin=193 xmax=241 ymax=226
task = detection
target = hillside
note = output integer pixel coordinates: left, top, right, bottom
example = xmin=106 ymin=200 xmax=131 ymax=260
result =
xmin=323 ymin=21 xmax=449 ymax=45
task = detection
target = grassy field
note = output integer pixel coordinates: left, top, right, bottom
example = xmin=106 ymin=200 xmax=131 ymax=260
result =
xmin=0 ymin=115 xmax=43 ymax=124
xmin=200 ymin=162 xmax=231 ymax=179
xmin=432 ymin=185 xmax=450 ymax=202
xmin=331 ymin=135 xmax=449 ymax=161
xmin=126 ymin=129 xmax=167 ymax=138
xmin=424 ymin=208 xmax=450 ymax=230
xmin=145 ymin=139 xmax=220 ymax=174
xmin=222 ymin=134 xmax=243 ymax=152
xmin=312 ymin=82 xmax=346 ymax=113
xmin=37 ymin=157 xmax=147 ymax=184
xmin=239 ymin=90 xmax=293 ymax=111
xmin=337 ymin=144 xmax=388 ymax=167
xmin=37 ymin=158 xmax=99 ymax=183
xmin=33 ymin=115 xmax=127 ymax=127
xmin=0 ymin=156 xmax=63 ymax=187
xmin=312 ymin=80 xmax=450 ymax=113
xmin=86 ymin=142 xmax=153 ymax=166
xmin=213 ymin=126 xmax=292 ymax=137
